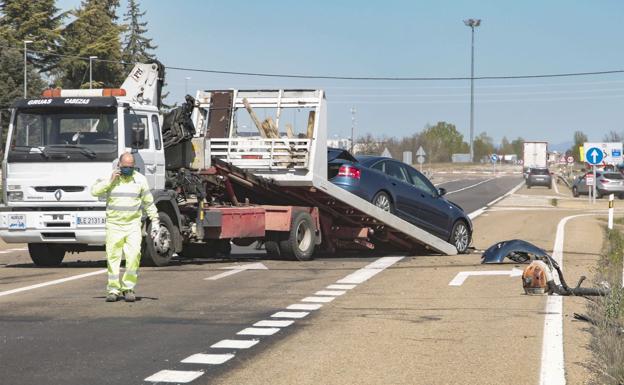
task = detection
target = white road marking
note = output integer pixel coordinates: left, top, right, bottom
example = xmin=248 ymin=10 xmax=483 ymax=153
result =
xmin=448 ymin=268 xmax=523 ymax=286
xmin=237 ymin=327 xmax=281 ymax=336
xmin=467 ymin=180 xmax=527 ymax=220
xmin=468 ymin=208 xmax=485 ymax=220
xmin=326 ymin=284 xmax=356 ymax=290
xmin=254 ymin=320 xmax=294 ymax=328
xmin=446 ymin=177 xmax=496 ymax=195
xmin=211 ymin=339 xmax=259 ymax=349
xmin=539 ymin=213 xmax=598 ymax=385
xmin=287 ymin=303 xmax=323 ymax=311
xmin=181 ymin=353 xmax=234 ymax=365
xmin=205 ymin=262 xmax=268 ymax=281
xmin=144 ymin=370 xmax=204 ymax=383
xmin=0 ymin=269 xmax=107 ymax=298
xmin=271 ymin=311 xmax=309 ymax=319
xmin=0 ymin=247 xmax=28 ymax=254
xmin=315 ymin=290 xmax=346 ymax=296
xmin=337 ymin=256 xmax=404 ymax=284
xmin=302 ymin=296 xmax=335 ymax=303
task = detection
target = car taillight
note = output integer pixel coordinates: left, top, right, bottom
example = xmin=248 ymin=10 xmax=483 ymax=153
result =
xmin=338 ymin=165 xmax=361 ymax=179
xmin=599 ymin=179 xmax=608 ymax=183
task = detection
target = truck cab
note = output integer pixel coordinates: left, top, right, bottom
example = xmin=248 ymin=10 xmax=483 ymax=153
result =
xmin=0 ymin=63 xmax=166 ymax=265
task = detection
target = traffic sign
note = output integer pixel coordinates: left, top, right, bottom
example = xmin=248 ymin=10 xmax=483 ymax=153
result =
xmin=566 ymin=156 xmax=574 ymax=164
xmin=559 ymin=158 xmax=567 ymax=165
xmin=518 ymin=159 xmax=524 ymax=165
xmin=586 ymin=173 xmax=595 ymax=186
xmin=490 ymin=154 xmax=498 ymax=163
xmin=416 ymin=146 xmax=426 ymax=157
xmin=585 ymin=147 xmax=604 ymax=165
xmin=584 ymin=142 xmax=623 ymax=165
xmin=417 ymin=155 xmax=425 ymax=164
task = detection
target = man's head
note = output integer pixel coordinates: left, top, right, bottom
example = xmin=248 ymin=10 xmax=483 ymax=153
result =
xmin=119 ymin=152 xmax=135 ymax=176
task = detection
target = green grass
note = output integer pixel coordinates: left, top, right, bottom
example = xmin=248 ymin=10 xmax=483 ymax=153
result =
xmin=587 ymin=229 xmax=624 ymax=385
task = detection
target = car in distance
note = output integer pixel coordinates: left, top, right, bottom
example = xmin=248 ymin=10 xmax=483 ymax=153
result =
xmin=526 ymin=167 xmax=552 ymax=189
xmin=327 ymin=148 xmax=472 ymax=253
xmin=572 ymin=171 xmax=624 ymax=198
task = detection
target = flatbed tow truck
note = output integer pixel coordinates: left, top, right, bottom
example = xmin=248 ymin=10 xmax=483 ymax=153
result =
xmin=0 ymin=62 xmax=457 ymax=266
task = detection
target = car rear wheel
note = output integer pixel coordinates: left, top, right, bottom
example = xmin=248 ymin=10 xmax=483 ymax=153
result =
xmin=373 ymin=191 xmax=394 ymax=213
xmin=450 ymin=221 xmax=471 ymax=254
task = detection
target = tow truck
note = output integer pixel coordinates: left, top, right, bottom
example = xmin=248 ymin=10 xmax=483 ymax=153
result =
xmin=0 ymin=62 xmax=458 ymax=267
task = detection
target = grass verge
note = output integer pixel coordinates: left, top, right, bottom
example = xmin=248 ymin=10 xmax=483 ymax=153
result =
xmin=587 ymin=228 xmax=624 ymax=385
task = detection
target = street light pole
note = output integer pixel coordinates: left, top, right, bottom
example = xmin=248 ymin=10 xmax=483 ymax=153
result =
xmin=185 ymin=77 xmax=191 ymax=95
xmin=23 ymin=40 xmax=33 ymax=98
xmin=463 ymin=18 xmax=481 ymax=163
xmin=89 ymin=56 xmax=98 ymax=89
xmin=350 ymin=106 xmax=356 ymax=153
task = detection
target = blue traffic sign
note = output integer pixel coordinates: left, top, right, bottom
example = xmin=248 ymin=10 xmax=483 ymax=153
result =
xmin=612 ymin=149 xmax=621 ymax=157
xmin=586 ymin=147 xmax=604 ymax=165
xmin=490 ymin=154 xmax=498 ymax=162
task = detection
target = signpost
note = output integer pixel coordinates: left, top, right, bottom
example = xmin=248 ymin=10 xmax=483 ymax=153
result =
xmin=416 ymin=146 xmax=426 ymax=172
xmin=490 ymin=154 xmax=498 ymax=174
xmin=585 ymin=146 xmax=604 ymax=204
xmin=566 ymin=156 xmax=574 ymax=164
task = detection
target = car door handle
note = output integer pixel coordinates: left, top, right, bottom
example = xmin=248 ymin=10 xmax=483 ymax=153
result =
xmin=146 ymin=165 xmax=157 ymax=173
xmin=391 ymin=182 xmax=397 ymax=186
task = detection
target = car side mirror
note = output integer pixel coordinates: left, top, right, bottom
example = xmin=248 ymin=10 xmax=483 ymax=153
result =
xmin=438 ymin=187 xmax=447 ymax=197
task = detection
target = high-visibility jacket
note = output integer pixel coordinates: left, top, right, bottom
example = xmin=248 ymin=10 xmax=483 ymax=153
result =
xmin=91 ymin=170 xmax=158 ymax=227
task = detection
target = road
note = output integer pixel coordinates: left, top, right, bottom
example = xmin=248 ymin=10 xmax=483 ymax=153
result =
xmin=6 ymin=173 xmax=607 ymax=385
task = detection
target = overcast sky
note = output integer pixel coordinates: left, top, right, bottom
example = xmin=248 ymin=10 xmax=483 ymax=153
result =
xmin=57 ymin=0 xmax=624 ymax=146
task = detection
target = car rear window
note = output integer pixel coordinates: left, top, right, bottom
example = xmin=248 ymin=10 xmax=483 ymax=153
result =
xmin=603 ymin=173 xmax=623 ymax=180
xmin=530 ymin=169 xmax=550 ymax=175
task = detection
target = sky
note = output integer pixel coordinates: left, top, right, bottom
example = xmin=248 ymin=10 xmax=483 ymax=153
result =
xmin=56 ymin=0 xmax=624 ymax=147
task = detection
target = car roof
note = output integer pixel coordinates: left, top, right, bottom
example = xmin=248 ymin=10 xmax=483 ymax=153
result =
xmin=355 ymin=155 xmax=389 ymax=166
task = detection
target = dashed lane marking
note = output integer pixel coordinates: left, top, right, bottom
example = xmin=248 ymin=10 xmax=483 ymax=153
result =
xmin=254 ymin=320 xmax=294 ymax=328
xmin=315 ymin=290 xmax=346 ymax=296
xmin=181 ymin=353 xmax=234 ymax=365
xmin=271 ymin=311 xmax=310 ymax=319
xmin=326 ymin=284 xmax=356 ymax=290
xmin=287 ymin=303 xmax=323 ymax=310
xmin=302 ymin=296 xmax=335 ymax=303
xmin=144 ymin=370 xmax=204 ymax=383
xmin=237 ymin=327 xmax=281 ymax=336
xmin=211 ymin=339 xmax=259 ymax=349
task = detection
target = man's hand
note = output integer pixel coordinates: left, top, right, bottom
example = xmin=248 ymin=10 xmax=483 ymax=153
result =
xmin=150 ymin=221 xmax=160 ymax=239
xmin=110 ymin=169 xmax=121 ymax=182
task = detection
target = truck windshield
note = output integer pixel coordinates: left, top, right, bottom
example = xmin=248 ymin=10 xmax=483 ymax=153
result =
xmin=7 ymin=107 xmax=118 ymax=162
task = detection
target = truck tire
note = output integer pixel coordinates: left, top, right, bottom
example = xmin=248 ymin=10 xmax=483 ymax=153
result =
xmin=279 ymin=211 xmax=316 ymax=261
xmin=265 ymin=239 xmax=282 ymax=259
xmin=142 ymin=212 xmax=177 ymax=267
xmin=28 ymin=243 xmax=65 ymax=267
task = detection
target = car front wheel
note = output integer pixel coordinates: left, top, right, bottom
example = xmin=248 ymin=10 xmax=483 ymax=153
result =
xmin=450 ymin=221 xmax=471 ymax=254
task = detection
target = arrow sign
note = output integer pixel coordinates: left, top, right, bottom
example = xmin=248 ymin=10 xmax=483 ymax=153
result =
xmin=448 ymin=268 xmax=523 ymax=286
xmin=205 ymin=262 xmax=268 ymax=281
xmin=585 ymin=147 xmax=604 ymax=165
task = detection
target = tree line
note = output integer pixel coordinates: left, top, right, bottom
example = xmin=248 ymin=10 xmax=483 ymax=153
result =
xmin=356 ymin=121 xmax=525 ymax=163
xmin=0 ymin=0 xmax=157 ymax=132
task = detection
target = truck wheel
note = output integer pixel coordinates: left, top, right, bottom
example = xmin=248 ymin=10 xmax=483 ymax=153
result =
xmin=264 ymin=233 xmax=283 ymax=259
xmin=28 ymin=243 xmax=65 ymax=267
xmin=279 ymin=211 xmax=316 ymax=261
xmin=142 ymin=212 xmax=177 ymax=267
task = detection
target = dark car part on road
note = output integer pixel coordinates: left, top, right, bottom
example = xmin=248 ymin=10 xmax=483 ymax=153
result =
xmin=481 ymin=239 xmax=610 ymax=296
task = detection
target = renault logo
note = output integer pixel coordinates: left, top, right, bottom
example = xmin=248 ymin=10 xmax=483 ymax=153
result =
xmin=54 ymin=189 xmax=62 ymax=201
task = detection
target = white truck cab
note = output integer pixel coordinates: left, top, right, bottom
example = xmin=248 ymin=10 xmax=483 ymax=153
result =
xmin=0 ymin=63 xmax=166 ymax=264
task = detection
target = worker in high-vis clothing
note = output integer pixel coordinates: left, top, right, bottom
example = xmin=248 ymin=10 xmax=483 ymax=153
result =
xmin=91 ymin=152 xmax=159 ymax=302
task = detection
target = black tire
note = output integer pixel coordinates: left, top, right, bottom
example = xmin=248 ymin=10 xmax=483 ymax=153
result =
xmin=28 ymin=243 xmax=65 ymax=267
xmin=572 ymin=187 xmax=579 ymax=197
xmin=265 ymin=240 xmax=282 ymax=259
xmin=449 ymin=220 xmax=471 ymax=254
xmin=372 ymin=191 xmax=394 ymax=213
xmin=142 ymin=212 xmax=177 ymax=267
xmin=279 ymin=211 xmax=316 ymax=261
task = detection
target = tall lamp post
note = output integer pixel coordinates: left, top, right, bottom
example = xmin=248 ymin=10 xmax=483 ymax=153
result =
xmin=185 ymin=77 xmax=191 ymax=95
xmin=463 ymin=18 xmax=481 ymax=162
xmin=350 ymin=106 xmax=356 ymax=153
xmin=89 ymin=56 xmax=98 ymax=89
xmin=23 ymin=40 xmax=33 ymax=98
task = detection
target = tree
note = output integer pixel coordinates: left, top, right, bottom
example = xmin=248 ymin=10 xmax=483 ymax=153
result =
xmin=0 ymin=37 xmax=45 ymax=137
xmin=473 ymin=132 xmax=495 ymax=162
xmin=355 ymin=133 xmax=381 ymax=155
xmin=121 ymin=0 xmax=157 ymax=64
xmin=570 ymin=131 xmax=588 ymax=161
xmin=58 ymin=0 xmax=125 ymax=88
xmin=420 ymin=121 xmax=468 ymax=162
xmin=511 ymin=137 xmax=524 ymax=158
xmin=0 ymin=0 xmax=65 ymax=71
xmin=603 ymin=130 xmax=623 ymax=143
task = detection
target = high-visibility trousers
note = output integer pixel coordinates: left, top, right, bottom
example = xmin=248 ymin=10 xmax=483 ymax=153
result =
xmin=105 ymin=223 xmax=142 ymax=294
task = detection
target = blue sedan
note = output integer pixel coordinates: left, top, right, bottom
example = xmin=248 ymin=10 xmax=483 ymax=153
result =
xmin=328 ymin=148 xmax=472 ymax=253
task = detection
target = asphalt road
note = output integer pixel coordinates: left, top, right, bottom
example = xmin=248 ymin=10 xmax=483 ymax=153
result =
xmin=0 ymin=174 xmax=523 ymax=385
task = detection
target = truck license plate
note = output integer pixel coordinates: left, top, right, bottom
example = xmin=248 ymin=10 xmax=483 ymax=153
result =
xmin=77 ymin=216 xmax=105 ymax=226
xmin=8 ymin=214 xmax=26 ymax=230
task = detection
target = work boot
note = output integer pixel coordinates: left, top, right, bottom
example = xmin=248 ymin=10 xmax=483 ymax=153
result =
xmin=124 ymin=290 xmax=136 ymax=302
xmin=105 ymin=293 xmax=119 ymax=302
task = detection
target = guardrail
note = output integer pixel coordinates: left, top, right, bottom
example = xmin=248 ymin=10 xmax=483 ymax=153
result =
xmin=208 ymin=138 xmax=311 ymax=170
